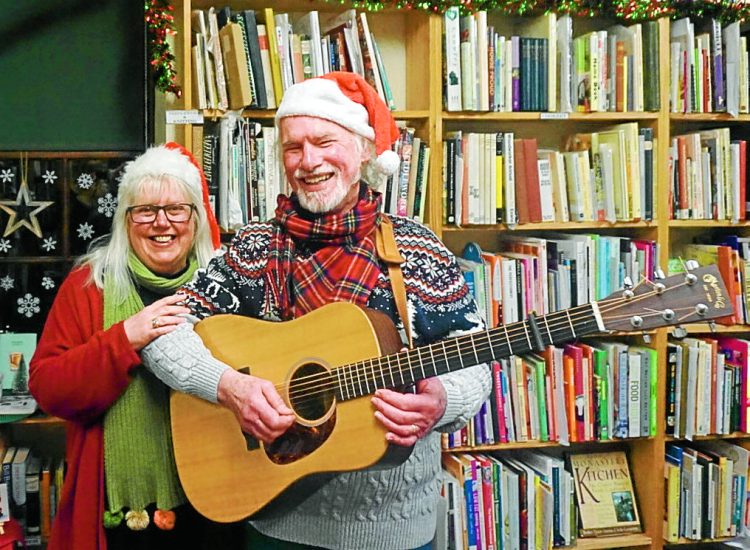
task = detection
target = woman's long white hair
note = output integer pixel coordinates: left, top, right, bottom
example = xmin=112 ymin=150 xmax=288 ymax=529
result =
xmin=78 ymin=147 xmax=216 ymax=303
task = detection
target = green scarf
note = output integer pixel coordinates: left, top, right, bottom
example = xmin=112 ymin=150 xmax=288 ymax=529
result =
xmin=103 ymin=251 xmax=198 ymax=520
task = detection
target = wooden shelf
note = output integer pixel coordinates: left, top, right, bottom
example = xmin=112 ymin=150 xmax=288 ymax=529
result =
xmin=665 ymin=432 xmax=750 ymax=442
xmin=0 ymin=257 xmax=68 ymax=264
xmin=669 ymin=219 xmax=750 ymax=228
xmin=16 ymin=416 xmax=64 ymax=427
xmin=442 ymin=221 xmax=656 ymax=232
xmin=670 ymin=113 xmax=750 ymax=122
xmin=666 ymin=535 xmax=737 ymax=545
xmin=575 ymin=534 xmax=652 ymax=549
xmin=681 ymin=323 xmax=750 ymax=334
xmin=445 ymin=436 xmax=654 ymax=453
xmin=442 ymin=112 xmax=659 ymax=122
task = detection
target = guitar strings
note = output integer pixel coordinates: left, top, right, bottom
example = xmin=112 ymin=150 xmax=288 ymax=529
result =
xmin=279 ymin=279 xmax=699 ymax=406
xmin=276 ymin=280 xmax=662 ymax=398
xmin=290 ymin=307 xmax=704 ymax=414
xmin=278 ymin=280 xmax=689 ymax=401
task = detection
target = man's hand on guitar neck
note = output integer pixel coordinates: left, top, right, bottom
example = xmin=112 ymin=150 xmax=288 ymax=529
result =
xmin=371 ymin=377 xmax=447 ymax=447
xmin=217 ymin=369 xmax=295 ymax=443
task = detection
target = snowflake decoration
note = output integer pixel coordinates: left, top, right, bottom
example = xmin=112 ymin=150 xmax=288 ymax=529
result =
xmin=77 ymin=173 xmax=95 ymax=190
xmin=41 ymin=276 xmax=55 ymax=290
xmin=41 ymin=236 xmax=57 ymax=252
xmin=0 ymin=275 xmax=13 ymax=291
xmin=97 ymin=193 xmax=117 ymax=218
xmin=77 ymin=222 xmax=95 ymax=240
xmin=17 ymin=293 xmax=40 ymax=318
xmin=0 ymin=169 xmax=13 ymax=183
xmin=42 ymin=170 xmax=58 ymax=185
xmin=0 ymin=239 xmax=10 ymax=254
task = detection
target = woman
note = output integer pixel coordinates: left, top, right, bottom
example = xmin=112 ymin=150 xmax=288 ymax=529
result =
xmin=29 ymin=143 xmax=236 ymax=550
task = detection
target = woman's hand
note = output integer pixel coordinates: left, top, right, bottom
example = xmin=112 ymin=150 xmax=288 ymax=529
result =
xmin=123 ymin=293 xmax=191 ymax=351
xmin=371 ymin=377 xmax=447 ymax=447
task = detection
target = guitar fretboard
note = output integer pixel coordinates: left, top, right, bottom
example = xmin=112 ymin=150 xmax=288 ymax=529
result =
xmin=333 ymin=303 xmax=601 ymax=401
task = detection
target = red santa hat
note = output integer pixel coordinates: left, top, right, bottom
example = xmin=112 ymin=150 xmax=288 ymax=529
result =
xmin=275 ymin=71 xmax=401 ymax=175
xmin=121 ymin=142 xmax=221 ymax=249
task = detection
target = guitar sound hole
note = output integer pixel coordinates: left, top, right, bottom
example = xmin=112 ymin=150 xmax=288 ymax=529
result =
xmin=265 ymin=362 xmax=336 ymax=465
xmin=289 ymin=362 xmax=335 ymax=422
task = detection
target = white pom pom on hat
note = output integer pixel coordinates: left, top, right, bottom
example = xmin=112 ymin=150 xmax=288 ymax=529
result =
xmin=275 ymin=72 xmax=401 ymax=176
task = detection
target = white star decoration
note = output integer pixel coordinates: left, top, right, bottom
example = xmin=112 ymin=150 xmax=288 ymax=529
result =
xmin=0 ymin=181 xmax=54 ymax=238
xmin=17 ymin=293 xmax=40 ymax=318
xmin=41 ymin=276 xmax=55 ymax=290
xmin=77 ymin=222 xmax=94 ymax=240
xmin=77 ymin=173 xmax=94 ymax=190
xmin=42 ymin=170 xmax=58 ymax=185
xmin=0 ymin=169 xmax=13 ymax=183
xmin=41 ymin=236 xmax=57 ymax=252
xmin=0 ymin=275 xmax=13 ymax=291
xmin=0 ymin=239 xmax=10 ymax=253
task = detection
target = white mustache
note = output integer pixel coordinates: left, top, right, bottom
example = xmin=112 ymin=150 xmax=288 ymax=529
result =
xmin=294 ymin=166 xmax=336 ymax=179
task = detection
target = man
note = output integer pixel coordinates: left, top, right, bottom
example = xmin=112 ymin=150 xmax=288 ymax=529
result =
xmin=142 ymin=72 xmax=491 ymax=549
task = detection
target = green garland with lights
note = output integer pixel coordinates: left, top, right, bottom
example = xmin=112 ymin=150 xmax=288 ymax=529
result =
xmin=146 ymin=0 xmax=181 ymax=96
xmin=147 ymin=0 xmax=750 ymax=95
xmin=331 ymin=0 xmax=750 ymax=20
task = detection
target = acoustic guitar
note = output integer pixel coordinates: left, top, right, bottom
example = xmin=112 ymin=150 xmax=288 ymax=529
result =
xmin=170 ymin=265 xmax=733 ymax=522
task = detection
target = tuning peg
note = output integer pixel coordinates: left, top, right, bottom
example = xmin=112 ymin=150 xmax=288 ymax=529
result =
xmin=623 ymin=276 xmax=633 ymax=290
xmin=641 ymin=332 xmax=652 ymax=344
xmin=672 ymin=326 xmax=687 ymax=339
xmin=685 ymin=259 xmax=700 ymax=270
xmin=655 ymin=267 xmax=666 ymax=280
xmin=708 ymin=320 xmax=717 ymax=334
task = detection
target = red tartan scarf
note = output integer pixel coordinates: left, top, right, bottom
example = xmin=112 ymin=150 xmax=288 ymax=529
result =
xmin=266 ymin=184 xmax=383 ymax=320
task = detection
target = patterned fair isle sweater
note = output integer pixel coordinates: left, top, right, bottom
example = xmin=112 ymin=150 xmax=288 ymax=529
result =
xmin=142 ymin=215 xmax=491 ymax=550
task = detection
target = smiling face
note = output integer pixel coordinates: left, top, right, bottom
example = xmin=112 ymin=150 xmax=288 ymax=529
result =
xmin=127 ymin=177 xmax=196 ymax=275
xmin=280 ymin=116 xmax=371 ymax=214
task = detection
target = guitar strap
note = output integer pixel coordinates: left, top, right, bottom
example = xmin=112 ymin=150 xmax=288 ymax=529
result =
xmin=375 ymin=215 xmax=413 ymax=348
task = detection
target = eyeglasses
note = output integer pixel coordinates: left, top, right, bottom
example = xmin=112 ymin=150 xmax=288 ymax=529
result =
xmin=126 ymin=203 xmax=195 ymax=224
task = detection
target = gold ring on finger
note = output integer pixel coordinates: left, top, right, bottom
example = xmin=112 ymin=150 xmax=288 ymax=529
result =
xmin=152 ymin=317 xmax=161 ymax=329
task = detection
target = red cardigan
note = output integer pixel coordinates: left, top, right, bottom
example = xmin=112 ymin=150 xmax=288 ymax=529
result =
xmin=29 ymin=267 xmax=141 ymax=550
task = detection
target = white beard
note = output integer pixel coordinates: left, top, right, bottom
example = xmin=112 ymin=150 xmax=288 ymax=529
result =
xmin=294 ymin=169 xmax=358 ymax=213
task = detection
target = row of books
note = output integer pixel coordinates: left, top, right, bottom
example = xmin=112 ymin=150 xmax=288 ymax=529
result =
xmin=668 ymin=128 xmax=747 ymax=221
xmin=443 ymin=10 xmax=659 ymax=113
xmin=664 ymin=441 xmax=749 ymax=542
xmin=381 ymin=124 xmax=431 ymax=221
xmin=666 ymin=336 xmax=750 ymax=439
xmin=191 ymin=7 xmax=394 ymax=112
xmin=195 ymin=119 xmax=431 ymax=229
xmin=198 ymin=117 xmax=283 ymax=231
xmin=444 ymin=338 xmax=657 ymax=449
xmin=459 ymin=237 xmax=657 ymax=328
xmin=670 ymin=18 xmax=749 ymax=115
xmin=1 ymin=446 xmax=64 ymax=546
xmin=443 ymin=123 xmax=655 ymax=226
xmin=440 ymin=450 xmax=642 ymax=550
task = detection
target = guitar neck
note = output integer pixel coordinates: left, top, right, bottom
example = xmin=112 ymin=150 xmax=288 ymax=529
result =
xmin=334 ymin=302 xmax=603 ymax=401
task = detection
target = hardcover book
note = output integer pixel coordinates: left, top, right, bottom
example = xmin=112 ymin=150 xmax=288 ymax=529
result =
xmin=568 ymin=451 xmax=642 ymax=537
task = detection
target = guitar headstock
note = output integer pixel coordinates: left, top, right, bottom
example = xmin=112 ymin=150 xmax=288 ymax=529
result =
xmin=598 ymin=265 xmax=734 ymax=332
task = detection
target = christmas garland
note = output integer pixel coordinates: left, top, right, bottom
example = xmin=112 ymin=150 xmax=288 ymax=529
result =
xmin=146 ymin=0 xmax=181 ymax=97
xmin=147 ymin=0 xmax=750 ymax=95
xmin=341 ymin=0 xmax=750 ymax=19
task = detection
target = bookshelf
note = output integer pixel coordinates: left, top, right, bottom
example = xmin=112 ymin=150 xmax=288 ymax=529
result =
xmin=168 ymin=2 xmax=750 ymax=548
